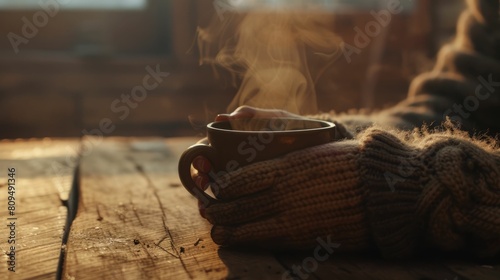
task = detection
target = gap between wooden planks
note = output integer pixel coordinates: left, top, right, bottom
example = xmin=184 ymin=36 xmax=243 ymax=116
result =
xmin=0 ymin=139 xmax=80 ymax=280
xmin=62 ymin=137 xmax=287 ymax=280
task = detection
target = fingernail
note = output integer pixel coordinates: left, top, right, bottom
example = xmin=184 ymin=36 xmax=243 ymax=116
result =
xmin=215 ymin=114 xmax=230 ymax=122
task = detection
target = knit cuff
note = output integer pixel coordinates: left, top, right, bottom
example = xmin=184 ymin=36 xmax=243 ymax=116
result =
xmin=358 ymin=128 xmax=424 ymax=258
xmin=415 ymin=135 xmax=500 ymax=257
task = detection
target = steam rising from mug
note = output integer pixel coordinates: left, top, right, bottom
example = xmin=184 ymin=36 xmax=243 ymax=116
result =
xmin=197 ymin=1 xmax=342 ymax=115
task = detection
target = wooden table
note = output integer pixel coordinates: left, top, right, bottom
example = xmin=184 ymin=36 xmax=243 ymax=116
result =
xmin=0 ymin=137 xmax=499 ymax=280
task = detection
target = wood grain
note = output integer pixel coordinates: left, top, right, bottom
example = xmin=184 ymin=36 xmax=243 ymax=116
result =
xmin=1 ymin=137 xmax=499 ymax=279
xmin=0 ymin=139 xmax=80 ymax=279
xmin=63 ymin=137 xmax=288 ymax=279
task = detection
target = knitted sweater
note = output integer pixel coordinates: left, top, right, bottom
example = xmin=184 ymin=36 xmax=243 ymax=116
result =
xmin=204 ymin=0 xmax=500 ymax=258
xmin=321 ymin=0 xmax=500 ymax=257
xmin=329 ymin=0 xmax=500 ymax=136
xmin=358 ymin=128 xmax=500 ymax=258
xmin=206 ymin=127 xmax=500 ymax=258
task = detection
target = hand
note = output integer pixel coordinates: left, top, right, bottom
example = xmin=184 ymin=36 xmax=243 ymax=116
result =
xmin=191 ymin=105 xmax=304 ymax=198
xmin=193 ymin=138 xmax=368 ymax=251
xmin=191 ymin=105 xmax=352 ymax=192
xmin=207 ymin=141 xmax=366 ymax=250
xmin=215 ymin=105 xmax=305 ymax=131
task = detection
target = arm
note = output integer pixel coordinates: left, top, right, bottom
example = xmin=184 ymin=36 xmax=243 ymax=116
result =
xmin=318 ymin=0 xmax=500 ymax=135
xmin=202 ymin=127 xmax=500 ymax=258
xmin=191 ymin=0 xmax=500 ymax=258
xmin=359 ymin=127 xmax=500 ymax=258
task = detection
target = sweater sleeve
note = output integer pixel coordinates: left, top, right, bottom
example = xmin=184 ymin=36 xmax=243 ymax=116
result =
xmin=358 ymin=128 xmax=500 ymax=258
xmin=380 ymin=0 xmax=500 ymax=133
xmin=313 ymin=0 xmax=499 ymax=136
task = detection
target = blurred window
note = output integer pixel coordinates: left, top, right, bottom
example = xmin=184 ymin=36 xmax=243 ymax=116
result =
xmin=0 ymin=0 xmax=146 ymax=10
xmin=229 ymin=0 xmax=415 ymax=11
xmin=0 ymin=0 xmax=170 ymax=56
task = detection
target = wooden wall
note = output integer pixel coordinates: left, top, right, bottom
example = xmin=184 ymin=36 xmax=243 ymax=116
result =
xmin=0 ymin=54 xmax=235 ymax=138
xmin=0 ymin=0 xmax=441 ymax=139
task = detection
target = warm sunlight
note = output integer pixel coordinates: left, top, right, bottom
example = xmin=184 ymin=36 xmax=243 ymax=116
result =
xmin=0 ymin=0 xmax=146 ymax=10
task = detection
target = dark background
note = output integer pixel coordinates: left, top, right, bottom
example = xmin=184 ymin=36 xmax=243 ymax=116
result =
xmin=0 ymin=0 xmax=464 ymax=139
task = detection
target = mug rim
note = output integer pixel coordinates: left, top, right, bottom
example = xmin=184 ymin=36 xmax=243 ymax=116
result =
xmin=207 ymin=117 xmax=335 ymax=134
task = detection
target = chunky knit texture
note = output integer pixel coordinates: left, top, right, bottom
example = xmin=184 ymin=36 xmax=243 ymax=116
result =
xmin=205 ymin=126 xmax=500 ymax=257
xmin=358 ymin=129 xmax=423 ymax=258
xmin=416 ymin=133 xmax=500 ymax=257
xmin=200 ymin=0 xmax=500 ymax=258
xmin=359 ymin=128 xmax=500 ymax=258
xmin=206 ymin=140 xmax=371 ymax=252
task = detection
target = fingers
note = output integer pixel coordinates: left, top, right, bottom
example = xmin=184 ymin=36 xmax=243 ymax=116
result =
xmin=231 ymin=105 xmax=300 ymax=119
xmin=216 ymin=106 xmax=296 ymax=122
xmin=194 ymin=158 xmax=280 ymax=224
xmin=210 ymin=159 xmax=281 ymax=200
xmin=230 ymin=106 xmax=259 ymax=118
xmin=191 ymin=152 xmax=281 ymax=203
xmin=191 ymin=156 xmax=211 ymax=192
xmin=228 ymin=106 xmax=311 ymax=131
xmin=214 ymin=114 xmax=230 ymax=122
xmin=192 ymin=172 xmax=209 ymax=191
xmin=217 ymin=106 xmax=302 ymax=131
xmin=192 ymin=156 xmax=211 ymax=173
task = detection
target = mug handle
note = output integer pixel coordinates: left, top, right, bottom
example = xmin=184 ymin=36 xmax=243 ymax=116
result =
xmin=178 ymin=144 xmax=219 ymax=206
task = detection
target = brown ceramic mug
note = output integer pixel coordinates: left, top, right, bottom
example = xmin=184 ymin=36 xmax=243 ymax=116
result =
xmin=178 ymin=118 xmax=336 ymax=205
